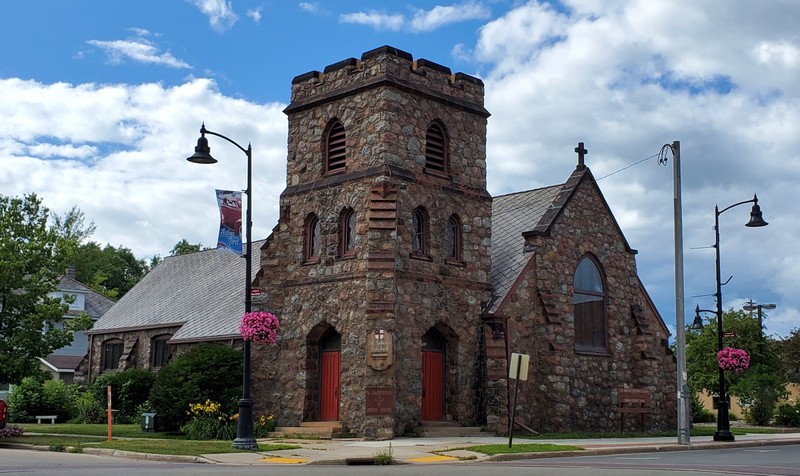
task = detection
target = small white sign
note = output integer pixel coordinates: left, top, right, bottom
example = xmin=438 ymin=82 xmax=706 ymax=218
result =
xmin=509 ymin=353 xmax=529 ymax=381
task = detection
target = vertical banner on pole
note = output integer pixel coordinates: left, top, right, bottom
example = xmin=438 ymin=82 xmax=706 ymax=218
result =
xmin=107 ymin=385 xmax=112 ymax=442
xmin=508 ymin=353 xmax=530 ymax=448
xmin=215 ymin=190 xmax=243 ymax=255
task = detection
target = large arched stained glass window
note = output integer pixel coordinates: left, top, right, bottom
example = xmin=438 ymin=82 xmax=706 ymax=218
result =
xmin=573 ymin=256 xmax=606 ymax=352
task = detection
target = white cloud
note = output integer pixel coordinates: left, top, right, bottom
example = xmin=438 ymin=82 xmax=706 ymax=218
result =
xmin=0 ymin=78 xmax=287 ymax=259
xmin=468 ymin=0 xmax=800 ymax=337
xmin=27 ymin=143 xmax=98 ymax=160
xmin=188 ymin=0 xmax=238 ymax=32
xmin=341 ymin=2 xmax=491 ymax=32
xmin=410 ymin=2 xmax=491 ymax=32
xmin=299 ymin=2 xmax=320 ymax=14
xmin=87 ymin=39 xmax=191 ymax=69
xmin=753 ymin=40 xmax=800 ymax=68
xmin=339 ymin=11 xmax=404 ymax=31
xmin=247 ymin=7 xmax=262 ymax=23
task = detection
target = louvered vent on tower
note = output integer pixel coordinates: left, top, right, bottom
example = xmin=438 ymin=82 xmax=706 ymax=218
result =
xmin=326 ymin=121 xmax=346 ymax=172
xmin=424 ymin=123 xmax=447 ymax=172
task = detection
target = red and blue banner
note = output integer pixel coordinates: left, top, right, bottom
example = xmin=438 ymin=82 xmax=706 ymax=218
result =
xmin=215 ymin=189 xmax=243 ymax=255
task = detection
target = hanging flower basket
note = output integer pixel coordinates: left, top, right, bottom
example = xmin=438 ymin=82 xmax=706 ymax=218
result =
xmin=717 ymin=347 xmax=750 ymax=373
xmin=240 ymin=311 xmax=280 ymax=345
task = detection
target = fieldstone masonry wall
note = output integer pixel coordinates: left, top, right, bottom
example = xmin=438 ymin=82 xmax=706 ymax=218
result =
xmin=499 ymin=173 xmax=677 ymax=432
xmin=251 ymin=46 xmax=493 ymax=438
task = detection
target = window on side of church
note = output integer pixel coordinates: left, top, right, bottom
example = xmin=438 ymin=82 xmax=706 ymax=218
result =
xmin=424 ymin=122 xmax=448 ymax=173
xmin=412 ymin=207 xmax=429 ymax=256
xmin=324 ymin=119 xmax=346 ymax=174
xmin=151 ymin=334 xmax=172 ymax=369
xmin=304 ymin=213 xmax=320 ymax=262
xmin=102 ymin=339 xmax=123 ymax=372
xmin=573 ymin=256 xmax=607 ymax=353
xmin=446 ymin=214 xmax=462 ymax=261
xmin=338 ymin=208 xmax=355 ymax=257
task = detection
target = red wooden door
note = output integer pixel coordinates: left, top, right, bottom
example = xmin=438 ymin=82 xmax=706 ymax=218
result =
xmin=421 ymin=350 xmax=444 ymax=421
xmin=320 ymin=350 xmax=340 ymax=421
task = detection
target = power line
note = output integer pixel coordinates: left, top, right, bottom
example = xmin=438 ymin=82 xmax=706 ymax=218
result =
xmin=594 ymin=152 xmax=661 ymax=181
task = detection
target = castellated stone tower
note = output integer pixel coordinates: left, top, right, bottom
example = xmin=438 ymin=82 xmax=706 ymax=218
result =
xmin=253 ymin=45 xmax=493 ymax=438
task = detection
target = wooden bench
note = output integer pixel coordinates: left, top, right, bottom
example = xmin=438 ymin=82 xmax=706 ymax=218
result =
xmin=35 ymin=415 xmax=57 ymax=424
xmin=618 ymin=388 xmax=651 ymax=433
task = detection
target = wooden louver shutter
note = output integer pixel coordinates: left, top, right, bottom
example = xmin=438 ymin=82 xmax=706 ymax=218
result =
xmin=425 ymin=124 xmax=446 ymax=172
xmin=326 ymin=121 xmax=346 ymax=172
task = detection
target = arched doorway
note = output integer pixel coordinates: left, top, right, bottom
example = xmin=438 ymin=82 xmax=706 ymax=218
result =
xmin=319 ymin=328 xmax=341 ymax=421
xmin=421 ymin=328 xmax=446 ymax=421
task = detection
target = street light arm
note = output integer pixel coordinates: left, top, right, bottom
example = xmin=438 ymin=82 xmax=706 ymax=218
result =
xmin=716 ymin=195 xmax=758 ymax=216
xmin=201 ymin=124 xmax=252 ymax=158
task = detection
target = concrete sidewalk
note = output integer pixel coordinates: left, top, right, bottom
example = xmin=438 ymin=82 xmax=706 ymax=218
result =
xmin=197 ymin=432 xmax=800 ymax=465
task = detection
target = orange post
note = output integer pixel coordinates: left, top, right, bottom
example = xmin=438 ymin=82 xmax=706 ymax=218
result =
xmin=107 ymin=385 xmax=112 ymax=442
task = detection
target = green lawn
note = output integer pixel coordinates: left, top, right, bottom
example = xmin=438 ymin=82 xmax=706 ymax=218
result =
xmin=518 ymin=426 xmax=782 ymax=440
xmin=2 ymin=423 xmax=299 ymax=455
xmin=18 ymin=423 xmax=185 ymax=439
xmin=464 ymin=443 xmax=583 ymax=455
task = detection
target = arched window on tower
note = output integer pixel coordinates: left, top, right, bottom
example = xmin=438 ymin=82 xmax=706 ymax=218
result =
xmin=412 ymin=207 xmax=429 ymax=256
xmin=573 ymin=256 xmax=607 ymax=353
xmin=424 ymin=122 xmax=448 ymax=173
xmin=446 ymin=214 xmax=462 ymax=261
xmin=324 ymin=120 xmax=346 ymax=173
xmin=338 ymin=208 xmax=356 ymax=257
xmin=304 ymin=213 xmax=320 ymax=262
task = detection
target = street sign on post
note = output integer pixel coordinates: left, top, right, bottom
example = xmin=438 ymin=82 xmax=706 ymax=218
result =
xmin=509 ymin=353 xmax=529 ymax=381
xmin=508 ymin=353 xmax=530 ymax=448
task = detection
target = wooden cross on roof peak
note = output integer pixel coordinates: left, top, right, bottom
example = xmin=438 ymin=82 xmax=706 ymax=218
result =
xmin=574 ymin=142 xmax=588 ymax=170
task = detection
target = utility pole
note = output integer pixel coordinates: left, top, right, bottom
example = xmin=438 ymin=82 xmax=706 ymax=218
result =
xmin=662 ymin=141 xmax=690 ymax=445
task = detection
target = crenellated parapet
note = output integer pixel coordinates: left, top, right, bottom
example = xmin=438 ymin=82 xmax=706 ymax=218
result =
xmin=285 ymin=45 xmax=487 ymax=117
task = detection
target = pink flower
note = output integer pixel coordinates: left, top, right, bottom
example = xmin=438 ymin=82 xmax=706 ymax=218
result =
xmin=717 ymin=347 xmax=750 ymax=373
xmin=240 ymin=311 xmax=280 ymax=345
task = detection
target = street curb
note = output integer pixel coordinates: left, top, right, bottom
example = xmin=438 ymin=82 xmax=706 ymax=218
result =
xmin=488 ymin=438 xmax=800 ymax=462
xmin=81 ymin=447 xmax=214 ymax=464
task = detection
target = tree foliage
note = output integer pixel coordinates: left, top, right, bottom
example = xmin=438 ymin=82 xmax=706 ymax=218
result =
xmin=686 ymin=309 xmax=786 ymax=424
xmin=169 ymin=239 xmax=203 ymax=256
xmin=0 ymin=194 xmax=81 ymax=384
xmin=72 ymin=242 xmax=148 ymax=299
xmin=780 ymin=328 xmax=800 ymax=383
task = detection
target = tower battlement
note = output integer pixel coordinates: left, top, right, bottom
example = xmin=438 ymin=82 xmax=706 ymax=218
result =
xmin=286 ymin=45 xmax=487 ymax=116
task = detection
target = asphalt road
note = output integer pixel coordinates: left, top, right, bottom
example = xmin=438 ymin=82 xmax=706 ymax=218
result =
xmin=2 ymin=445 xmax=800 ymax=475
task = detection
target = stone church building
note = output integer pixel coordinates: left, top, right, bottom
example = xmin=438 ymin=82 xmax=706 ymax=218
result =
xmin=86 ymin=45 xmax=676 ymax=439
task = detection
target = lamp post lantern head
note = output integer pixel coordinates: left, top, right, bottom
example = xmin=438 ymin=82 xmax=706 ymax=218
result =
xmin=745 ymin=195 xmax=768 ymax=227
xmin=187 ymin=126 xmax=217 ymax=164
xmin=691 ymin=304 xmax=705 ymax=330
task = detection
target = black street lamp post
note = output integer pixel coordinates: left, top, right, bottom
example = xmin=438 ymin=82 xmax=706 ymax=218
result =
xmin=696 ymin=194 xmax=768 ymax=442
xmin=187 ymin=123 xmax=258 ymax=451
xmin=743 ymin=301 xmax=776 ymax=355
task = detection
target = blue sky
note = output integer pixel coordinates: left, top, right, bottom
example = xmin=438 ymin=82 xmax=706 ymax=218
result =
xmin=2 ymin=1 xmax=799 ymax=339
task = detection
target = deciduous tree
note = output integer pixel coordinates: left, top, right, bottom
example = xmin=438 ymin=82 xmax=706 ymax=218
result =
xmin=0 ymin=194 xmax=89 ymax=384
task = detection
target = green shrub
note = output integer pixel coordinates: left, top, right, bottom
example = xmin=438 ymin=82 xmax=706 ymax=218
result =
xmin=775 ymin=400 xmax=800 ymax=427
xmin=690 ymin=391 xmax=716 ymax=423
xmin=254 ymin=414 xmax=277 ymax=437
xmin=88 ymin=368 xmax=155 ymax=423
xmin=180 ymin=400 xmax=237 ymax=440
xmin=70 ymin=391 xmax=105 ymax=423
xmin=7 ymin=377 xmax=74 ymax=423
xmin=149 ymin=343 xmax=242 ymax=431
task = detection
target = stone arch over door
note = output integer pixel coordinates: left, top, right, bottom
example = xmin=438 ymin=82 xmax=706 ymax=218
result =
xmin=303 ymin=323 xmax=341 ymax=422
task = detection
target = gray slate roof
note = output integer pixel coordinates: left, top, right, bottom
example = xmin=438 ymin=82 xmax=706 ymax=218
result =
xmin=90 ymin=241 xmax=264 ymax=342
xmin=489 ymin=184 xmax=562 ymax=313
xmin=58 ymin=275 xmax=115 ymax=319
